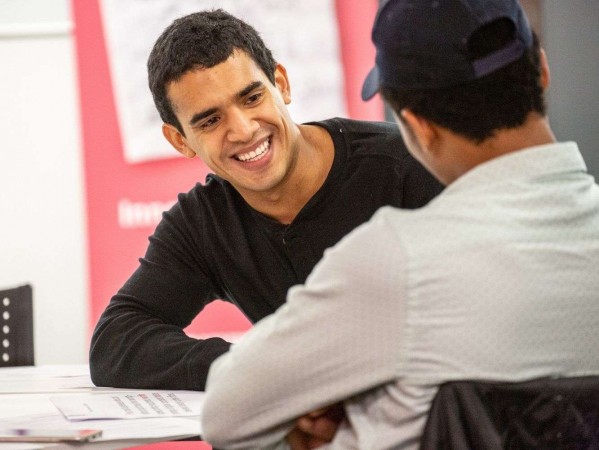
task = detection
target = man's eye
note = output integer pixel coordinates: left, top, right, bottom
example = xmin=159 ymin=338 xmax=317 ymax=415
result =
xmin=246 ymin=92 xmax=263 ymax=105
xmin=200 ymin=117 xmax=220 ymax=129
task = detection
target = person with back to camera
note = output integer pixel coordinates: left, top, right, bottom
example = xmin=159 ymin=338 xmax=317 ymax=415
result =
xmin=89 ymin=5 xmax=442 ymax=427
xmin=200 ymin=1 xmax=599 ymax=449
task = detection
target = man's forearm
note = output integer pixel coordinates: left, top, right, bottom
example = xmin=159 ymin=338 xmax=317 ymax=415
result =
xmin=90 ymin=309 xmax=231 ymax=390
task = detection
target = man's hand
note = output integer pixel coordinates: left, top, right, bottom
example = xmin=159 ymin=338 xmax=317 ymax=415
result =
xmin=285 ymin=403 xmax=346 ymax=449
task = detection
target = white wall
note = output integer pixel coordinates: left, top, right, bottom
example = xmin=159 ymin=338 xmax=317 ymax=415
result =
xmin=0 ymin=0 xmax=88 ymax=364
xmin=543 ymin=0 xmax=599 ymax=178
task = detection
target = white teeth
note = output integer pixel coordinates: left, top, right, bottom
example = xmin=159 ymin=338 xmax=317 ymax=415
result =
xmin=236 ymin=139 xmax=270 ymax=162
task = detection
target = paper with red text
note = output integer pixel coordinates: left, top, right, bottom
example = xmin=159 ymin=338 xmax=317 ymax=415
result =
xmin=50 ymin=390 xmax=204 ymax=420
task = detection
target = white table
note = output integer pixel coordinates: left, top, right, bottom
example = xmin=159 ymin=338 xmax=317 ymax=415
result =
xmin=0 ymin=365 xmax=203 ymax=449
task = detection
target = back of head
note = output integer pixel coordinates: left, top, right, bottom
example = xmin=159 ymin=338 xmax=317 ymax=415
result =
xmin=148 ymin=9 xmax=276 ymax=133
xmin=363 ymin=0 xmax=546 ymax=142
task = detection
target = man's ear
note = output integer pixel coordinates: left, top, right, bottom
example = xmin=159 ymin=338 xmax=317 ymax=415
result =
xmin=274 ymin=63 xmax=291 ymax=105
xmin=539 ymin=48 xmax=551 ymax=91
xmin=400 ymin=109 xmax=438 ymax=154
xmin=162 ymin=123 xmax=196 ymax=158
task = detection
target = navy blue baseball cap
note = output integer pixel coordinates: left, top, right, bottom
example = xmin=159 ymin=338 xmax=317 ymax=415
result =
xmin=362 ymin=0 xmax=534 ymax=100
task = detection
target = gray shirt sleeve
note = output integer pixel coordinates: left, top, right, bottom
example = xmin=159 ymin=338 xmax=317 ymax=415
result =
xmin=201 ymin=208 xmax=407 ymax=449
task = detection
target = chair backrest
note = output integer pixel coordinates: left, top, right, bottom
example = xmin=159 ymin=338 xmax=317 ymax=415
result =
xmin=1 ymin=284 xmax=34 ymax=367
xmin=420 ymin=376 xmax=599 ymax=450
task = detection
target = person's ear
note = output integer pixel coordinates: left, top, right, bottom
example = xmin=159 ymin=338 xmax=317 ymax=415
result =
xmin=162 ymin=123 xmax=196 ymax=158
xmin=400 ymin=109 xmax=438 ymax=154
xmin=274 ymin=63 xmax=291 ymax=105
xmin=539 ymin=48 xmax=551 ymax=91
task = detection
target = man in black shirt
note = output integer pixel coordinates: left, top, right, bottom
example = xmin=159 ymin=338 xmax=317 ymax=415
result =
xmin=89 ymin=9 xmax=442 ymax=392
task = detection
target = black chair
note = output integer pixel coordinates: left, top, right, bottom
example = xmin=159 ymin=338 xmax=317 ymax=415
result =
xmin=420 ymin=376 xmax=599 ymax=450
xmin=1 ymin=284 xmax=34 ymax=367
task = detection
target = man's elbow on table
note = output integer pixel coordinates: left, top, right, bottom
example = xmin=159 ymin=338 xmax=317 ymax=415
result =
xmin=88 ymin=343 xmax=113 ymax=387
xmin=202 ymin=398 xmax=289 ymax=450
xmin=202 ymin=371 xmax=253 ymax=448
xmin=202 ymin=364 xmax=288 ymax=449
xmin=202 ymin=389 xmax=266 ymax=448
xmin=201 ymin=391 xmax=233 ymax=448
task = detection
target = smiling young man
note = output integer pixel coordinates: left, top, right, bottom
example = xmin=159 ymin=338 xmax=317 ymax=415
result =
xmin=89 ymin=9 xmax=442 ymax=393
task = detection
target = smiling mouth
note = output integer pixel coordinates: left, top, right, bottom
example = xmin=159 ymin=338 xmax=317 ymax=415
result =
xmin=234 ymin=138 xmax=271 ymax=162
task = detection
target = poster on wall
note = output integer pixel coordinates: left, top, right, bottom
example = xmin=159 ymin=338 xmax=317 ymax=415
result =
xmin=99 ymin=0 xmax=347 ymax=163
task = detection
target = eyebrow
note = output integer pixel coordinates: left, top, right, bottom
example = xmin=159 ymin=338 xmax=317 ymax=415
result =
xmin=239 ymin=81 xmax=263 ymax=98
xmin=188 ymin=81 xmax=265 ymax=127
xmin=189 ymin=107 xmax=218 ymax=127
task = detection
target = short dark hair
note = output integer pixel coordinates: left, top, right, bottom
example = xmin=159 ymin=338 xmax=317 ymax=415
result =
xmin=381 ymin=19 xmax=546 ymax=142
xmin=147 ymin=9 xmax=277 ymax=134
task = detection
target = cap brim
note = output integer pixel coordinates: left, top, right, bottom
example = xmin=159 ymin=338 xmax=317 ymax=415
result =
xmin=361 ymin=66 xmax=380 ymax=101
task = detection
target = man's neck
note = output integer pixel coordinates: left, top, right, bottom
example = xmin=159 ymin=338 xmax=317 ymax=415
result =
xmin=243 ymin=124 xmax=334 ymax=225
xmin=481 ymin=114 xmax=556 ymax=158
xmin=442 ymin=114 xmax=556 ymax=185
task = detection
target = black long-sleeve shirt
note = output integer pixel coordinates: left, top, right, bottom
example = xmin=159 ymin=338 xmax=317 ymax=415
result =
xmin=89 ymin=118 xmax=444 ymax=390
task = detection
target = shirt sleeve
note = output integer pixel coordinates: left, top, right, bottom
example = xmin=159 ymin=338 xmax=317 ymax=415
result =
xmin=201 ymin=207 xmax=408 ymax=449
xmin=89 ymin=202 xmax=231 ymax=391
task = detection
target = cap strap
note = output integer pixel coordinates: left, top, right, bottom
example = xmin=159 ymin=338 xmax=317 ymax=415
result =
xmin=472 ymin=39 xmax=526 ymax=78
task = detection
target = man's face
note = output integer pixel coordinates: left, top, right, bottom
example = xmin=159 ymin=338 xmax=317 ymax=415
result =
xmin=164 ymin=50 xmax=298 ymax=198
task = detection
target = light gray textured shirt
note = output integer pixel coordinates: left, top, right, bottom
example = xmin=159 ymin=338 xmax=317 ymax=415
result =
xmin=202 ymin=142 xmax=599 ymax=450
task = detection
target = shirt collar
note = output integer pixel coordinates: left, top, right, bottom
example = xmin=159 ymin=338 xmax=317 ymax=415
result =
xmin=443 ymin=142 xmax=586 ymax=195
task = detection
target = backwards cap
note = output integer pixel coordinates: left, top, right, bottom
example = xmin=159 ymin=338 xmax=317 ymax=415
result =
xmin=362 ymin=0 xmax=533 ymax=100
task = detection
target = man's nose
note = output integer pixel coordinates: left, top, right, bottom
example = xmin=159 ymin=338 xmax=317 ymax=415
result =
xmin=226 ymin=108 xmax=259 ymax=143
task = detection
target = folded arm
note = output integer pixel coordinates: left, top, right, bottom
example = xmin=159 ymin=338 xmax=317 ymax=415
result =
xmin=202 ymin=210 xmax=405 ymax=448
xmin=89 ymin=208 xmax=230 ymax=391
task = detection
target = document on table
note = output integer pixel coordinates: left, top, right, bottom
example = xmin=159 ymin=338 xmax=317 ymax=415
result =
xmin=50 ymin=390 xmax=205 ymax=420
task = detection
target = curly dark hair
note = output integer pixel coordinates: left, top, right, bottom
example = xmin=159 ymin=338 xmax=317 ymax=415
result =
xmin=147 ymin=9 xmax=276 ymax=134
xmin=381 ymin=18 xmax=546 ymax=142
